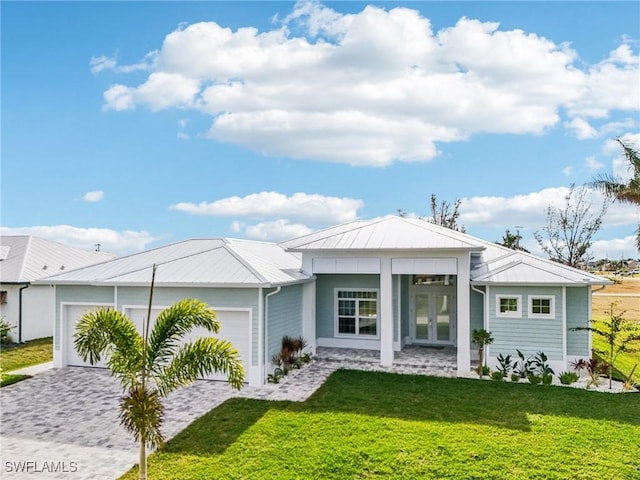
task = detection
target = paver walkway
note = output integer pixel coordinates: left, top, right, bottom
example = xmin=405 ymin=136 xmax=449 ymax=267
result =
xmin=0 ymin=348 xmax=457 ymax=479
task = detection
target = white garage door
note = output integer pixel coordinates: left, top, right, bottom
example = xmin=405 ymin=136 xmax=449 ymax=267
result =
xmin=64 ymin=304 xmax=109 ymax=368
xmin=124 ymin=307 xmax=251 ymax=382
xmin=64 ymin=304 xmax=251 ymax=383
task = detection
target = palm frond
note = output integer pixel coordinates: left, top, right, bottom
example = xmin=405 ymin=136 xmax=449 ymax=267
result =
xmin=156 ymin=337 xmax=245 ymax=396
xmin=146 ymin=299 xmax=220 ymax=370
xmin=74 ymin=308 xmax=143 ymax=386
xmin=119 ymin=384 xmax=165 ymax=448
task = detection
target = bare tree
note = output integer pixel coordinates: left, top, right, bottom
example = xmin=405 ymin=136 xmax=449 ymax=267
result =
xmin=427 ymin=194 xmax=465 ymax=232
xmin=534 ymin=185 xmax=608 ymax=267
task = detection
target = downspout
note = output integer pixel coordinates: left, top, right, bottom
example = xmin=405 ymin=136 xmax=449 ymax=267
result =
xmin=18 ymin=284 xmax=30 ymax=343
xmin=264 ymin=286 xmax=282 ymax=368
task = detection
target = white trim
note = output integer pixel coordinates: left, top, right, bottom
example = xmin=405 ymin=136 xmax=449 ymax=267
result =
xmin=527 ymin=295 xmax=555 ymax=319
xmin=396 ymin=275 xmax=401 ymax=348
xmin=587 ymin=287 xmax=593 ymax=358
xmin=317 ymin=336 xmax=380 ymax=350
xmin=495 ymin=294 xmax=522 ymax=318
xmin=313 ymin=257 xmax=380 ymax=274
xmin=391 ymin=258 xmax=457 ymax=275
xmin=562 ymin=287 xmax=567 ymax=365
xmin=333 ymin=288 xmax=380 ymax=339
xmin=485 ymin=286 xmax=491 ymax=361
xmin=258 ymin=287 xmax=264 ymax=384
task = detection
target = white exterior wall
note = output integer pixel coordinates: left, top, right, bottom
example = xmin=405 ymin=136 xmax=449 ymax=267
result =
xmin=0 ymin=284 xmax=55 ymax=342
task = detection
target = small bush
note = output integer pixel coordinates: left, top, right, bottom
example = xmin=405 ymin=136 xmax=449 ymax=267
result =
xmin=527 ymin=374 xmax=542 ymax=385
xmin=0 ymin=317 xmax=15 ymax=344
xmin=558 ymin=371 xmax=579 ymax=385
xmin=481 ymin=365 xmax=491 ymax=376
xmin=490 ymin=371 xmax=505 ymax=381
xmin=510 ymin=373 xmax=521 ymax=383
xmin=542 ymin=373 xmax=553 ymax=386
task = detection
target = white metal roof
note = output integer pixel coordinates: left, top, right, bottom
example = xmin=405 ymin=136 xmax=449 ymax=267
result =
xmin=0 ymin=236 xmax=114 ymax=283
xmin=38 ymin=238 xmax=309 ymax=287
xmin=280 ymin=216 xmax=485 ymax=251
xmin=470 ymin=243 xmax=610 ymax=285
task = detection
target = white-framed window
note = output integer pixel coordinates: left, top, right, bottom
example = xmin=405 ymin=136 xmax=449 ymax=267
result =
xmin=496 ymin=295 xmax=522 ymax=318
xmin=335 ymin=289 xmax=379 ymax=337
xmin=528 ymin=295 xmax=555 ymax=319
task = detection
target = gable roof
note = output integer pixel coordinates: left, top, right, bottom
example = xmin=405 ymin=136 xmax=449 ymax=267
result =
xmin=37 ymin=238 xmax=310 ymax=287
xmin=0 ymin=236 xmax=114 ymax=283
xmin=280 ymin=216 xmax=485 ymax=251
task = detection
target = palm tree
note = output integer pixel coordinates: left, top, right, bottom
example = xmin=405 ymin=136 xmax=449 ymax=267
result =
xmin=590 ymin=137 xmax=640 ymax=249
xmin=74 ymin=265 xmax=245 ymax=480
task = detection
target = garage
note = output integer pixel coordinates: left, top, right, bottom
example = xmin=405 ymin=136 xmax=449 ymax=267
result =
xmin=63 ymin=303 xmax=251 ymax=382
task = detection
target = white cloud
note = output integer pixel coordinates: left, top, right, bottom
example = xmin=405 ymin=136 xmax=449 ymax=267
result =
xmin=0 ymin=225 xmax=157 ymax=254
xmin=82 ymin=190 xmax=104 ymax=202
xmin=90 ymin=52 xmax=156 ymax=74
xmin=561 ymin=166 xmax=573 ymax=176
xmin=241 ymin=219 xmax=313 ymax=241
xmin=170 ymin=191 xmax=363 ymax=224
xmin=90 ymin=55 xmax=117 ymax=74
xmin=584 ymin=156 xmax=603 ymax=173
xmin=460 ymin=186 xmax=637 ymax=230
xmin=565 ymin=117 xmax=597 ymax=139
xmin=98 ymin=1 xmax=639 ymax=166
xmin=603 ymin=133 xmax=640 ymax=181
xmin=592 ymin=235 xmax=639 ymax=259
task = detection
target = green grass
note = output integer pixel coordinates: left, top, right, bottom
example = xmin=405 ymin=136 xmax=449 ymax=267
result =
xmin=0 ymin=373 xmax=31 ymax=387
xmin=0 ymin=337 xmax=53 ymax=372
xmin=120 ymin=370 xmax=640 ymax=480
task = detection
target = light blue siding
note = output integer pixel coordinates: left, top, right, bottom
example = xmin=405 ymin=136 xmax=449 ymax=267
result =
xmin=267 ymin=284 xmax=303 ymax=363
xmin=566 ymin=286 xmax=590 ymax=356
xmin=55 ymin=286 xmax=115 ymax=349
xmin=470 ymin=287 xmax=484 ymax=349
xmin=489 ymin=286 xmax=563 ymax=361
xmin=315 ymin=274 xmax=380 ymax=339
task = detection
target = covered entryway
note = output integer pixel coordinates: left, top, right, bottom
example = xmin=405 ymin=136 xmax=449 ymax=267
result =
xmin=63 ymin=304 xmax=251 ymax=382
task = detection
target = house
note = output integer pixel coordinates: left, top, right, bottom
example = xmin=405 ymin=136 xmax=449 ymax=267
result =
xmin=37 ymin=217 xmax=609 ymax=385
xmin=0 ymin=236 xmax=114 ymax=342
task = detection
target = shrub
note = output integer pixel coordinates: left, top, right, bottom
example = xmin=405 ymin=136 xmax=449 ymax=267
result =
xmin=514 ymin=350 xmax=535 ymax=378
xmin=510 ymin=373 xmax=521 ymax=383
xmin=527 ymin=374 xmax=542 ymax=385
xmin=558 ymin=371 xmax=579 ymax=385
xmin=542 ymin=373 xmax=554 ymax=386
xmin=0 ymin=317 xmax=14 ymax=344
xmin=481 ymin=365 xmax=491 ymax=376
xmin=571 ymin=358 xmax=605 ymax=388
xmin=490 ymin=371 xmax=505 ymax=381
xmin=496 ymin=353 xmax=513 ymax=376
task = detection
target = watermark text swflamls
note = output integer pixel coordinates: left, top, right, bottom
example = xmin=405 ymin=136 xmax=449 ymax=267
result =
xmin=4 ymin=460 xmax=79 ymax=474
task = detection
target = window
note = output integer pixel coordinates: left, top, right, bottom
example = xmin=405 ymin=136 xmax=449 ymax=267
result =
xmin=335 ymin=289 xmax=378 ymax=337
xmin=496 ymin=295 xmax=521 ymax=317
xmin=529 ymin=296 xmax=555 ymax=319
xmin=0 ymin=291 xmax=6 ymax=304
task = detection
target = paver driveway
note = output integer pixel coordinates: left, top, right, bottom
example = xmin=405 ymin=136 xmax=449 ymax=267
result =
xmin=0 ymin=367 xmax=240 ymax=480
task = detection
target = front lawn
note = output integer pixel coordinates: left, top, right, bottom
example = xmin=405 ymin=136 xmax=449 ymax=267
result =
xmin=0 ymin=336 xmax=53 ymax=372
xmin=0 ymin=337 xmax=53 ymax=386
xmin=121 ymin=370 xmax=640 ymax=480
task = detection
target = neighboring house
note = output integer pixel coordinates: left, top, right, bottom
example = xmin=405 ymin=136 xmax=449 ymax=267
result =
xmin=0 ymin=236 xmax=114 ymax=342
xmin=38 ymin=217 xmax=609 ymax=385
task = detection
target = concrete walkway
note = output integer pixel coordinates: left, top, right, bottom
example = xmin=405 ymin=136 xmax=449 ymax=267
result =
xmin=0 ymin=350 xmax=457 ymax=479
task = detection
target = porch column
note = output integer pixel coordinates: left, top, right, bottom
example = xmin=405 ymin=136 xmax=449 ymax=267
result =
xmin=456 ymin=253 xmax=471 ymax=374
xmin=380 ymin=257 xmax=394 ymax=366
xmin=302 ymin=281 xmax=316 ymax=355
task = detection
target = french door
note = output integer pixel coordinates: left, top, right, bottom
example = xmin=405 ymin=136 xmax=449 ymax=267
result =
xmin=410 ymin=288 xmax=456 ymax=345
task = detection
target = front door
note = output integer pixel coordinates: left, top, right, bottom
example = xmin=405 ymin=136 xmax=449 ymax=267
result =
xmin=410 ymin=288 xmax=456 ymax=345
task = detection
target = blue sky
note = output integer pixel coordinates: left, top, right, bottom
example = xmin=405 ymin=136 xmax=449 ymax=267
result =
xmin=2 ymin=1 xmax=639 ymax=259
